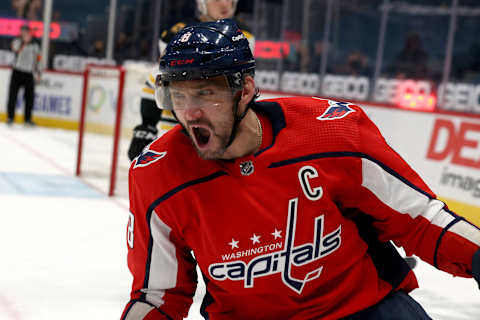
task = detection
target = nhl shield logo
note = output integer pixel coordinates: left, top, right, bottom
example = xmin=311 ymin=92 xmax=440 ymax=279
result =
xmin=240 ymin=160 xmax=254 ymax=176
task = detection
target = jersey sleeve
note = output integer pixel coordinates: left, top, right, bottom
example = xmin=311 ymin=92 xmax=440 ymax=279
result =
xmin=141 ymin=72 xmax=156 ymax=100
xmin=121 ymin=166 xmax=197 ymax=320
xmin=341 ymin=106 xmax=480 ymax=278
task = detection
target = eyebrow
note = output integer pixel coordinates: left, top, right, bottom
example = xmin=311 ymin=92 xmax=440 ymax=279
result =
xmin=171 ymin=81 xmax=220 ymax=91
xmin=190 ymin=82 xmax=212 ymax=89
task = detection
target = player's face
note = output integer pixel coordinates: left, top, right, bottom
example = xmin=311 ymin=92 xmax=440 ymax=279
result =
xmin=170 ymin=76 xmax=236 ymax=160
xmin=206 ymin=0 xmax=234 ymax=20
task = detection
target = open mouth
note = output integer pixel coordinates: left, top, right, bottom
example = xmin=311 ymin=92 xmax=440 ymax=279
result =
xmin=192 ymin=125 xmax=212 ymax=148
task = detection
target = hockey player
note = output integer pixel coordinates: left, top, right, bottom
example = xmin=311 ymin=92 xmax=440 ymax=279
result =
xmin=121 ymin=20 xmax=480 ymax=319
xmin=127 ymin=0 xmax=254 ymax=161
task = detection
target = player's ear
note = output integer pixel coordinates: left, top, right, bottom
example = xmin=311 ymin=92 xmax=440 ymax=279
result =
xmin=240 ymin=75 xmax=255 ymax=104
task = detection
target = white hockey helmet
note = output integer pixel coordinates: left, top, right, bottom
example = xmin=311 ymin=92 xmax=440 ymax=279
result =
xmin=196 ymin=0 xmax=239 ymax=18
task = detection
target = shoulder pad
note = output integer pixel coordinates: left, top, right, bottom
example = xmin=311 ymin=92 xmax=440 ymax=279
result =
xmin=241 ymin=29 xmax=253 ymax=40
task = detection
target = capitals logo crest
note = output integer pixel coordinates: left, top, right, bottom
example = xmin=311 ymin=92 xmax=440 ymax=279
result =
xmin=317 ymin=101 xmax=356 ymax=121
xmin=134 ymin=150 xmax=166 ymax=168
xmin=208 ymin=198 xmax=342 ymax=294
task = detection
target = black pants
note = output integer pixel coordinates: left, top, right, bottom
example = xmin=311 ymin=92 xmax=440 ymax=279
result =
xmin=342 ymin=291 xmax=432 ymax=319
xmin=7 ymin=69 xmax=35 ymax=122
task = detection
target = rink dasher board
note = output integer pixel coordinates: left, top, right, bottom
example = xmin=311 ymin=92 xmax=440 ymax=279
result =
xmin=0 ymin=66 xmax=141 ymax=133
xmin=0 ymin=69 xmax=478 ymax=224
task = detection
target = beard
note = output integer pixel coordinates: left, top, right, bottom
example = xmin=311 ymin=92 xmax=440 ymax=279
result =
xmin=182 ymin=111 xmax=235 ymax=160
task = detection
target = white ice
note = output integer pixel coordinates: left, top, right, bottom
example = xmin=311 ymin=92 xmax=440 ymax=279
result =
xmin=0 ymin=124 xmax=478 ymax=319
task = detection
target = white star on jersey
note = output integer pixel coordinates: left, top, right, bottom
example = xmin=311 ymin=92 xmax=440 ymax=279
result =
xmin=271 ymin=229 xmax=282 ymax=239
xmin=250 ymin=234 xmax=261 ymax=244
xmin=228 ymin=238 xmax=239 ymax=250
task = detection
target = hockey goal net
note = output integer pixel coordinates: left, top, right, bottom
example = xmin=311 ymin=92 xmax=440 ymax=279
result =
xmin=75 ymin=62 xmax=156 ymax=198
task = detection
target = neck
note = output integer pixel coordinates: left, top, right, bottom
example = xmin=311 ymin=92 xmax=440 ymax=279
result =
xmin=221 ymin=109 xmax=262 ymax=160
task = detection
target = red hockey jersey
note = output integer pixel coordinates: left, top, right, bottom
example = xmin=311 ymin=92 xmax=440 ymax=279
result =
xmin=121 ymin=97 xmax=480 ymax=320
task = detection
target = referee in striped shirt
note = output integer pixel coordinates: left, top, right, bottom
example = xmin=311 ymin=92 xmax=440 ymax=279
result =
xmin=6 ymin=24 xmax=41 ymax=126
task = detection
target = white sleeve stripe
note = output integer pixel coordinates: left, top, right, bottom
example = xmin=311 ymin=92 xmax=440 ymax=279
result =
xmin=144 ymin=211 xmax=178 ymax=307
xmin=124 ymin=301 xmax=155 ymax=320
xmin=361 ymin=158 xmax=480 ymax=246
xmin=361 ymin=158 xmax=439 ymax=219
xmin=450 ymin=220 xmax=480 ymax=246
xmin=430 ymin=210 xmax=456 ymax=229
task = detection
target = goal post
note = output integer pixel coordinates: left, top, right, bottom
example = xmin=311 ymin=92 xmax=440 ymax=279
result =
xmin=109 ymin=67 xmax=126 ymax=196
xmin=75 ymin=63 xmax=155 ymax=198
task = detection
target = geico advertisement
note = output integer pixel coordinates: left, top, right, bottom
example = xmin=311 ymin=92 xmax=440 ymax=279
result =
xmin=0 ymin=69 xmax=83 ymax=120
xmin=362 ymin=105 xmax=480 ymax=207
xmin=256 ymin=71 xmax=480 ymax=113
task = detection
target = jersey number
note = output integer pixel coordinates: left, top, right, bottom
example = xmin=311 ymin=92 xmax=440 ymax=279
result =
xmin=127 ymin=212 xmax=134 ymax=249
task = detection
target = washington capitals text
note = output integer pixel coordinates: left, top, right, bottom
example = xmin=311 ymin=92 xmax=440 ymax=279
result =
xmin=208 ymin=198 xmax=342 ymax=293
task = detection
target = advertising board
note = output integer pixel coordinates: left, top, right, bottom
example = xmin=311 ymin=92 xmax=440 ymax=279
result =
xmin=0 ymin=71 xmax=478 ymax=224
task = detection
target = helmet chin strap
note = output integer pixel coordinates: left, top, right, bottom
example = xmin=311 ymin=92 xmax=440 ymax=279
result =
xmin=226 ymin=93 xmax=250 ymax=148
